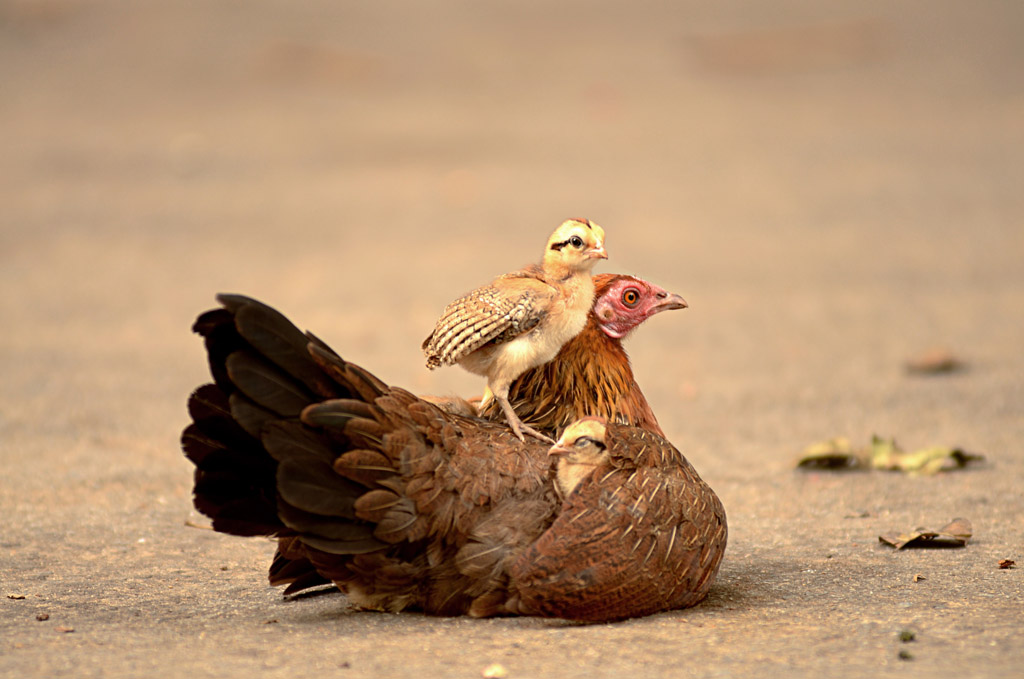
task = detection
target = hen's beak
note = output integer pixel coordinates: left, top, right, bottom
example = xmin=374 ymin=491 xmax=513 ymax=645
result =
xmin=586 ymin=244 xmax=609 ymax=260
xmin=651 ymin=289 xmax=688 ymax=314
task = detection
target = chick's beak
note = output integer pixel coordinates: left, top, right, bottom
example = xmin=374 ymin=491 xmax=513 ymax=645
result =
xmin=548 ymin=444 xmax=573 ymax=458
xmin=586 ymin=244 xmax=609 ymax=260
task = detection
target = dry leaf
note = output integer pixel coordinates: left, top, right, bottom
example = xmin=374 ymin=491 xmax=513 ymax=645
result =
xmin=998 ymin=559 xmax=1015 ymax=569
xmin=796 ymin=437 xmax=865 ymax=470
xmin=905 ymin=348 xmax=963 ymax=374
xmin=879 ymin=518 xmax=972 ymax=549
xmin=869 ymin=436 xmax=983 ymax=475
xmin=797 ymin=436 xmax=982 ymax=475
xmin=913 ymin=574 xmax=925 ymax=582
xmin=7 ymin=594 xmax=26 ymax=600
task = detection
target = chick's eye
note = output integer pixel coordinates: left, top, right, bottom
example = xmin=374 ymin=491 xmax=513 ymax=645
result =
xmin=569 ymin=235 xmax=584 ymax=248
xmin=622 ymin=288 xmax=640 ymax=308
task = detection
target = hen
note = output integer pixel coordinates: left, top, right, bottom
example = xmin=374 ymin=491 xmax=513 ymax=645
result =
xmin=423 ymin=219 xmax=607 ymax=442
xmin=183 ymin=289 xmax=723 ymax=621
xmin=481 ymin=273 xmax=687 ymax=437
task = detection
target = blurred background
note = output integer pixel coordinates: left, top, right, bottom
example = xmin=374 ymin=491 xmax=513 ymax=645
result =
xmin=2 ymin=0 xmax=1022 ymax=473
xmin=2 ymin=2 xmax=1023 ymax=675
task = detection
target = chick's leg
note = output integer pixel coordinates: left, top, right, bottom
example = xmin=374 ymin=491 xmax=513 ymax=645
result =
xmin=493 ymin=387 xmax=554 ymax=443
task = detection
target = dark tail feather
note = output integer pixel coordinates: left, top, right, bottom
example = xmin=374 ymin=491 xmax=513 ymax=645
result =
xmin=308 ymin=343 xmax=388 ymax=402
xmin=184 ymin=384 xmax=282 ymax=535
xmin=184 ymin=294 xmax=403 ymax=592
xmin=192 ymin=308 xmax=244 ymax=394
xmin=218 ymin=294 xmax=344 ymax=399
xmin=268 ymin=540 xmax=335 ymax=595
xmin=284 ymin=572 xmax=336 ymax=596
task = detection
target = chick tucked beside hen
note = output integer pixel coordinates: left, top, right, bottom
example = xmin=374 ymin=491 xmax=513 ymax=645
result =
xmin=547 ymin=416 xmax=612 ymax=498
xmin=422 ymin=219 xmax=607 ymax=442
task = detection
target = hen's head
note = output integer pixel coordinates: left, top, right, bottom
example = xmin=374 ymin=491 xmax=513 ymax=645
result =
xmin=592 ymin=274 xmax=688 ymax=339
xmin=549 ymin=416 xmax=610 ymax=496
xmin=543 ymin=219 xmax=608 ymax=277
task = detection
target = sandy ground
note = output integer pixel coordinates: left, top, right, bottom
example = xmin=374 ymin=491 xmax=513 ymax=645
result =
xmin=1 ymin=1 xmax=1022 ymax=677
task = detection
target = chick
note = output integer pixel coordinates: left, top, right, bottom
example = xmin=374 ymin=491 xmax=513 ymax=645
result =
xmin=548 ymin=416 xmax=611 ymax=497
xmin=423 ymin=219 xmax=607 ymax=442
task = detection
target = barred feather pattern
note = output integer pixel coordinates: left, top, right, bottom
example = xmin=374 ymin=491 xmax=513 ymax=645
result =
xmin=422 ymin=276 xmax=546 ymax=369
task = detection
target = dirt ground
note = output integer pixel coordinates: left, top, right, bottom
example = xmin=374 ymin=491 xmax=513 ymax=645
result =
xmin=1 ymin=1 xmax=1022 ymax=677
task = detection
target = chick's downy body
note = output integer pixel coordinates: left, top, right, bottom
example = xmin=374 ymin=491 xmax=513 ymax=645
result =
xmin=422 ymin=219 xmax=607 ymax=442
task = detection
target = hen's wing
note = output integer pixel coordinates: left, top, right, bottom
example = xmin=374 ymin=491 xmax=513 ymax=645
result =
xmin=509 ymin=425 xmax=727 ymax=621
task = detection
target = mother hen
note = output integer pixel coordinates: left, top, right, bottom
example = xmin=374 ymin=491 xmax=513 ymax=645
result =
xmin=182 ymin=275 xmax=725 ymax=620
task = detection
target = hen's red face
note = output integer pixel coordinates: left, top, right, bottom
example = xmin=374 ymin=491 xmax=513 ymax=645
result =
xmin=592 ymin=275 xmax=687 ymax=339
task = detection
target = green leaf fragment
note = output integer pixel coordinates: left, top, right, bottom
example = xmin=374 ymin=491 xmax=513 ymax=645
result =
xmin=797 ymin=436 xmax=983 ymax=475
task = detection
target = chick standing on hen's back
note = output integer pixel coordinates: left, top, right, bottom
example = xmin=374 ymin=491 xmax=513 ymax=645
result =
xmin=423 ymin=219 xmax=607 ymax=442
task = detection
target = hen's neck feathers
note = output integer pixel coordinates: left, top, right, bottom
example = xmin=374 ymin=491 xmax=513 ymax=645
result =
xmin=498 ymin=318 xmax=663 ymax=438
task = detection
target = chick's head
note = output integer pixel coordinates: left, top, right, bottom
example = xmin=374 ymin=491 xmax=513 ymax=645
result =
xmin=543 ymin=219 xmax=608 ymax=278
xmin=549 ymin=416 xmax=610 ymax=495
xmin=592 ymin=274 xmax=688 ymax=339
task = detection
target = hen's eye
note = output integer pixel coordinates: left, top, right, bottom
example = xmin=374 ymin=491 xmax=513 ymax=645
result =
xmin=569 ymin=235 xmax=584 ymax=248
xmin=622 ymin=288 xmax=640 ymax=307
